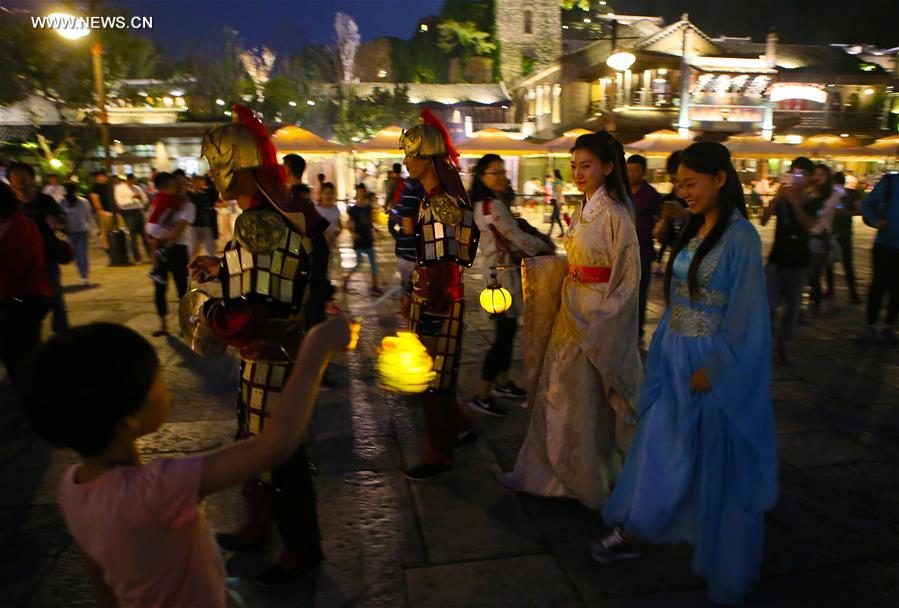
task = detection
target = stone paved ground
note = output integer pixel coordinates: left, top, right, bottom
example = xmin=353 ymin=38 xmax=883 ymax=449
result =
xmin=2 ymin=216 xmax=898 ymax=607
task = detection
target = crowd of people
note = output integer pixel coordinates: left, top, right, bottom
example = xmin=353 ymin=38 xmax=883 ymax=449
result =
xmin=1 ymin=110 xmax=898 ymax=608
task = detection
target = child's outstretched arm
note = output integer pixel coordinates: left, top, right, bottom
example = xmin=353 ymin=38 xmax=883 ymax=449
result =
xmin=199 ymin=316 xmax=352 ymax=495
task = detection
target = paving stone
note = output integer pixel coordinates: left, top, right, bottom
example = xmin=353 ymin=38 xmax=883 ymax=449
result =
xmin=136 ymin=419 xmax=237 ymax=455
xmin=314 ymin=471 xmax=425 ymax=608
xmin=0 ymin=442 xmax=78 ymax=508
xmin=586 ymin=588 xmax=708 ymax=608
xmin=751 ymin=560 xmax=899 ymax=608
xmin=518 ymin=494 xmax=603 ymax=544
xmin=27 ymin=542 xmax=95 ymax=608
xmin=410 ymin=445 xmax=545 ymax=564
xmin=405 ymin=553 xmax=581 ymax=608
xmin=310 ymin=434 xmax=403 ymax=474
xmin=777 ymin=429 xmax=885 ymax=469
xmin=553 ymin=540 xmax=701 ymax=602
xmin=5 ymin=225 xmax=899 ymax=607
xmin=0 ymin=504 xmax=71 ymax=606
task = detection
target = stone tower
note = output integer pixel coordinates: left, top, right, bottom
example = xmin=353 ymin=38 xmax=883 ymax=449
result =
xmin=495 ymin=0 xmax=562 ymax=83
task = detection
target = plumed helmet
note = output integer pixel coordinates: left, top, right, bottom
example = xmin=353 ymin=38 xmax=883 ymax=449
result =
xmin=202 ymin=105 xmax=284 ymax=194
xmin=399 ymin=110 xmax=460 ymax=167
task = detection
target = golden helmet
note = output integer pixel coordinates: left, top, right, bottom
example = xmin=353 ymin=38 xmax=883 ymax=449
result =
xmin=201 ymin=122 xmax=261 ymax=195
xmin=398 ymin=110 xmax=458 ymax=161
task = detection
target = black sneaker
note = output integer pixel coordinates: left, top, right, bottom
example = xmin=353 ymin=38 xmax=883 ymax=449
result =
xmin=590 ymin=526 xmax=641 ymax=564
xmin=467 ymin=396 xmax=507 ymax=417
xmin=404 ymin=462 xmax=452 ymax=481
xmin=492 ymin=381 xmax=527 ymax=401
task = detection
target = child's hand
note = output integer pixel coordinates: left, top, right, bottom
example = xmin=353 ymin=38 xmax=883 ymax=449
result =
xmin=189 ymin=255 xmax=220 ymax=282
xmin=305 ymin=316 xmax=354 ymax=352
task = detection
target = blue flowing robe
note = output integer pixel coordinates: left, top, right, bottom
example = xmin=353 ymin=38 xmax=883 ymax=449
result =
xmin=602 ymin=215 xmax=778 ymax=604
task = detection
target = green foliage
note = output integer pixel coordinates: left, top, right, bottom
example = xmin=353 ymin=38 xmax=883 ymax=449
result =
xmin=560 ymin=0 xmax=593 ymax=9
xmin=437 ymin=20 xmax=496 ymax=57
xmin=521 ymin=54 xmax=537 ymax=77
xmin=0 ymin=0 xmax=160 ymax=107
xmin=332 ymin=86 xmax=418 ymax=145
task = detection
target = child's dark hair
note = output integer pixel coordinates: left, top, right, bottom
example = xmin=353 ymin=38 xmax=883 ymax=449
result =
xmin=663 ymin=142 xmax=747 ymax=304
xmin=20 ymin=324 xmax=160 ymax=457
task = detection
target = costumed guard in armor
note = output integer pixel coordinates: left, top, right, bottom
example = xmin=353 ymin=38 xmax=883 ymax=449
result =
xmin=188 ymin=105 xmax=330 ymax=585
xmin=399 ymin=111 xmax=481 ymax=480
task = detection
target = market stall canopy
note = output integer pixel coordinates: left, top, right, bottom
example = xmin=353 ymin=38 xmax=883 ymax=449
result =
xmin=456 ymin=129 xmax=546 ymax=156
xmin=797 ymin=133 xmax=862 ymax=157
xmin=825 ymin=146 xmax=894 ymax=161
xmin=354 ymin=125 xmax=405 ymax=155
xmin=624 ymin=130 xmax=694 ymax=156
xmin=867 ymin=135 xmax=899 ymax=157
xmin=723 ymin=134 xmax=798 ymax=159
xmin=271 ymin=126 xmax=346 ymax=155
xmin=544 ymin=128 xmax=594 ymax=152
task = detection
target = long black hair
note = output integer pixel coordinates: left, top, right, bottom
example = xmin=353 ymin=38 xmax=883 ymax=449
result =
xmin=64 ymin=182 xmax=80 ymax=207
xmin=813 ymin=163 xmax=834 ymax=201
xmin=664 ymin=141 xmax=747 ymax=303
xmin=569 ymin=131 xmax=633 ymax=215
xmin=469 ymin=153 xmax=514 ymax=205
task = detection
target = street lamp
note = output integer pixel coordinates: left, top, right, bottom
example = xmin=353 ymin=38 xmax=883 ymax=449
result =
xmin=606 ymin=51 xmax=636 ymax=72
xmin=50 ymin=13 xmax=112 ymax=175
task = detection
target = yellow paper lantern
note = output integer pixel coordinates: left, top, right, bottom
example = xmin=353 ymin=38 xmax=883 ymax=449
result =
xmin=480 ymin=274 xmax=513 ymax=316
xmin=377 ymin=331 xmax=436 ymax=394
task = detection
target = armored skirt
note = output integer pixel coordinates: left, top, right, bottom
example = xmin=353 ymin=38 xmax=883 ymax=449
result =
xmin=508 ymin=188 xmax=642 ymax=509
xmin=602 ymin=217 xmax=778 ymax=604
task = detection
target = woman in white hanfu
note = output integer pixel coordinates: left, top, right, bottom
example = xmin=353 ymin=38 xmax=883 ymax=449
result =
xmin=499 ymin=131 xmax=643 ymax=509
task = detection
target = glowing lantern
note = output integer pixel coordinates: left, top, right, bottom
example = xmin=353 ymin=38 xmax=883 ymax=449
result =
xmin=377 ymin=331 xmax=436 ymax=394
xmin=479 ymin=273 xmax=513 ymax=316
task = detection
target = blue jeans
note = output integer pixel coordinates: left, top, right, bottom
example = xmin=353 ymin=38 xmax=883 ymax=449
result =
xmin=68 ymin=231 xmax=89 ymax=281
xmin=351 ymin=247 xmax=379 ymax=281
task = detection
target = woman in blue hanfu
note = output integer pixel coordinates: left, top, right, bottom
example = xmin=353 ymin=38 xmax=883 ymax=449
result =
xmin=594 ymin=142 xmax=778 ymax=605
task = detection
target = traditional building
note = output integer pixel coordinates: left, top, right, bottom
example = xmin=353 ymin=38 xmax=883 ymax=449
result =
xmin=506 ymin=12 xmax=898 ymax=142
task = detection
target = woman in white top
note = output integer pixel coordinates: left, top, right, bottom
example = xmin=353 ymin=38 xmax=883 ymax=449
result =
xmin=468 ymin=154 xmax=555 ymax=416
xmin=62 ymin=183 xmax=93 ymax=285
xmin=499 ymin=131 xmax=643 ymax=509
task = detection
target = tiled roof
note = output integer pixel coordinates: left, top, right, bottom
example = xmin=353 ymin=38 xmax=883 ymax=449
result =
xmin=340 ymin=82 xmax=511 ymax=106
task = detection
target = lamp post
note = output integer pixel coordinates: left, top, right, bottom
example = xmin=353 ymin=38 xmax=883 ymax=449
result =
xmin=50 ymin=13 xmax=112 ymax=175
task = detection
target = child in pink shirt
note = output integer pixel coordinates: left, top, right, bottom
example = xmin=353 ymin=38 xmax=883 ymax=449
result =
xmin=20 ymin=318 xmax=353 ymax=608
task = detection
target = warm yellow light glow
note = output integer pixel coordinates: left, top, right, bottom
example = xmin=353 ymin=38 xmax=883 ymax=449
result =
xmin=377 ymin=331 xmax=436 ymax=394
xmin=863 ymin=88 xmax=875 ymax=95
xmin=49 ymin=158 xmax=63 ymax=169
xmin=606 ymin=51 xmax=637 ymax=72
xmin=480 ymin=285 xmax=513 ymax=315
xmin=48 ymin=13 xmax=90 ymax=40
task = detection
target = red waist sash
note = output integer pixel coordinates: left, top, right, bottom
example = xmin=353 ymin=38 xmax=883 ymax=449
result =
xmin=567 ymin=264 xmax=612 ymax=283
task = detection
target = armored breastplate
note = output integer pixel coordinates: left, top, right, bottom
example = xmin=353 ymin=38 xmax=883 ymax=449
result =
xmin=415 ymin=192 xmax=479 ymax=267
xmin=222 ymin=208 xmax=311 ymax=307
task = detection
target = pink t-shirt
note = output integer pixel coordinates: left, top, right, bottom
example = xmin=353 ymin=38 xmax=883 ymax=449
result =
xmin=58 ymin=456 xmax=225 ymax=608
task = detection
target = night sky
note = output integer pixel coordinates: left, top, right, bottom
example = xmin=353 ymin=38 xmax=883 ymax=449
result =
xmin=5 ymin=0 xmax=896 ymax=54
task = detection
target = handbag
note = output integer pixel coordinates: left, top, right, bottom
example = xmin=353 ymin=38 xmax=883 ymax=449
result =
xmin=53 ymin=230 xmax=74 ymax=264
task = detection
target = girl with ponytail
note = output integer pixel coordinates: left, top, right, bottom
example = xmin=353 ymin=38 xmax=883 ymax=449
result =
xmin=498 ymin=131 xmax=642 ymax=510
xmin=597 ymin=142 xmax=778 ymax=605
